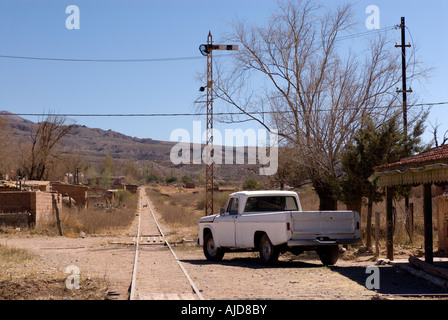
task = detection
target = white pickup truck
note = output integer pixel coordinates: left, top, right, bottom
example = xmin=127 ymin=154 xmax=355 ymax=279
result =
xmin=198 ymin=190 xmax=361 ymax=265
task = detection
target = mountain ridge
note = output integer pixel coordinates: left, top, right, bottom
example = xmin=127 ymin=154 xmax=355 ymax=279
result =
xmin=1 ymin=110 xmax=257 ymax=183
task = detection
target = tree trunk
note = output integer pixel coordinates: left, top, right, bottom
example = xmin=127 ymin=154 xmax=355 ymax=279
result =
xmin=313 ymin=180 xmax=338 ymax=211
xmin=345 ymin=199 xmax=362 ymax=219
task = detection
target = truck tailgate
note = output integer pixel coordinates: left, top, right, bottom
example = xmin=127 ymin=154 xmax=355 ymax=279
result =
xmin=290 ymin=211 xmax=359 ymax=241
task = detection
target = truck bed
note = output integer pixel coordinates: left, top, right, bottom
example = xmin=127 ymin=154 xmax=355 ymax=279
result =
xmin=288 ymin=211 xmax=361 ymax=246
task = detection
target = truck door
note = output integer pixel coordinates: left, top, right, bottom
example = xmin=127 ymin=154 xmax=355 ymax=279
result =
xmin=214 ymin=197 xmax=238 ymax=247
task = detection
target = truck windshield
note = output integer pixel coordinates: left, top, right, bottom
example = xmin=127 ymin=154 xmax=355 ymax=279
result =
xmin=243 ymin=196 xmax=298 ymax=212
xmin=226 ymin=198 xmax=239 ymax=215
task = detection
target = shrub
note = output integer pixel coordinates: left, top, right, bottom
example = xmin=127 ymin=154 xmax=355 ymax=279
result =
xmin=165 ymin=176 xmax=177 ymax=184
xmin=242 ymin=179 xmax=263 ymax=190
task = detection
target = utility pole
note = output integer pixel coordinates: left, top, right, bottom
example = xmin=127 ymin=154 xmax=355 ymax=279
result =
xmin=395 ymin=16 xmax=413 ymax=233
xmin=395 ymin=17 xmax=412 ymax=136
xmin=199 ymin=32 xmax=238 ymax=216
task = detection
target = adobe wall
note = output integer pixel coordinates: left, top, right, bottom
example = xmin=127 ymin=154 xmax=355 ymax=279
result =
xmin=0 ymin=191 xmax=61 ymax=228
xmin=51 ymin=183 xmax=88 ymax=207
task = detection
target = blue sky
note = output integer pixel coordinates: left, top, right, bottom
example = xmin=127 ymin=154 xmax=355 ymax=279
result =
xmin=0 ymin=0 xmax=447 ymax=146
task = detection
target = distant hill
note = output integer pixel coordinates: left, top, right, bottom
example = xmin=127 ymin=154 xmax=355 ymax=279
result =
xmin=1 ymin=111 xmax=260 ymax=184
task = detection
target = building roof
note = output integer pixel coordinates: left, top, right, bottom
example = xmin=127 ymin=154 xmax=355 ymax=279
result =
xmin=375 ymin=144 xmax=448 ymax=170
xmin=369 ymin=145 xmax=448 ymax=187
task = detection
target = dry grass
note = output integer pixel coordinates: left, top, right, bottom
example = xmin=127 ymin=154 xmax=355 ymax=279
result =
xmin=0 ymin=191 xmax=138 ymax=238
xmin=146 ymin=185 xmax=234 ymax=228
xmin=0 ymin=244 xmax=35 ymax=264
xmin=57 ymin=192 xmax=138 ymax=237
xmin=146 ymin=186 xmax=203 ymax=228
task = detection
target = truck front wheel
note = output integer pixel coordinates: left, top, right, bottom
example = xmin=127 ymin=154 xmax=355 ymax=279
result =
xmin=259 ymin=234 xmax=280 ymax=264
xmin=203 ymin=232 xmax=225 ymax=262
xmin=317 ymin=245 xmax=339 ymax=266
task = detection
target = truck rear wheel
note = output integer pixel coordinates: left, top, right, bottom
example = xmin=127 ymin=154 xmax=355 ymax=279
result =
xmin=203 ymin=232 xmax=225 ymax=262
xmin=259 ymin=234 xmax=280 ymax=264
xmin=317 ymin=245 xmax=339 ymax=266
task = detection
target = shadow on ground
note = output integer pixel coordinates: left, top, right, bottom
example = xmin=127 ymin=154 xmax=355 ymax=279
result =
xmin=181 ymin=253 xmax=448 ymax=296
xmin=329 ymin=264 xmax=447 ymax=296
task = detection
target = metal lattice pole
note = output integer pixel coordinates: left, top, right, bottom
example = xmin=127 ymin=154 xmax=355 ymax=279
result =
xmin=205 ymin=31 xmax=214 ymax=217
xmin=199 ymin=32 xmax=238 ymax=216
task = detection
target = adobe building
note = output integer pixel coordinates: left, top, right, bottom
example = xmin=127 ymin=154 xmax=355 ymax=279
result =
xmin=51 ymin=182 xmax=89 ymax=208
xmin=0 ymin=191 xmax=62 ymax=228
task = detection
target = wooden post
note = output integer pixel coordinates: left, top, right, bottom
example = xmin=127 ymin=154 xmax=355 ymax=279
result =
xmin=436 ymin=196 xmax=448 ymax=253
xmin=386 ymin=187 xmax=394 ymax=261
xmin=53 ymin=194 xmax=63 ymax=236
xmin=423 ymin=183 xmax=433 ymax=264
xmin=405 ymin=202 xmax=414 ymax=244
xmin=375 ymin=211 xmax=380 ymax=257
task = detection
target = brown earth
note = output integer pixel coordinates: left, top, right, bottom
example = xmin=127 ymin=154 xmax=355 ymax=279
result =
xmin=1 ymin=189 xmax=448 ymax=301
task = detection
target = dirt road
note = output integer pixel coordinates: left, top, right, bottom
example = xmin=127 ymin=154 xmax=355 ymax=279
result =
xmin=1 ymin=189 xmax=448 ymax=301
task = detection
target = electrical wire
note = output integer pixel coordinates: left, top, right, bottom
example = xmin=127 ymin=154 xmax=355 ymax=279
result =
xmin=0 ymin=54 xmax=205 ymax=63
xmin=334 ymin=25 xmax=395 ymax=43
xmin=2 ymin=101 xmax=447 ymax=118
xmin=404 ymin=25 xmax=417 ymax=89
xmin=0 ymin=26 xmax=395 ymax=63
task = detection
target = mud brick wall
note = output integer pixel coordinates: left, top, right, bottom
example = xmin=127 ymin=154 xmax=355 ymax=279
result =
xmin=51 ymin=183 xmax=88 ymax=208
xmin=0 ymin=191 xmax=61 ymax=228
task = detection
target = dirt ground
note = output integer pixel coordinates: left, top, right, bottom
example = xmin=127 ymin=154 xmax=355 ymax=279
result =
xmin=2 ymin=234 xmax=448 ymax=300
xmin=1 ymin=193 xmax=448 ymax=301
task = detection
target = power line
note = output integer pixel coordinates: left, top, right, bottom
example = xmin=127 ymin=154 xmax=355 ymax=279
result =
xmin=3 ymin=101 xmax=447 ymax=118
xmin=334 ymin=25 xmax=395 ymax=42
xmin=0 ymin=54 xmax=206 ymax=63
xmin=0 ymin=26 xmax=395 ymax=63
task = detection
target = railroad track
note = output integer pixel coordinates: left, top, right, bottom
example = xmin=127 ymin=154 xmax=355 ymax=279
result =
xmin=128 ymin=187 xmax=204 ymax=300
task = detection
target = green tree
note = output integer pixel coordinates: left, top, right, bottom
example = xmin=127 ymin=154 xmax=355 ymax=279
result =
xmin=165 ymin=176 xmax=177 ymax=184
xmin=243 ymin=179 xmax=263 ymax=190
xmin=124 ymin=159 xmax=140 ymax=184
xmin=146 ymin=173 xmax=159 ymax=183
xmin=99 ymin=153 xmax=114 ymax=189
xmin=182 ymin=175 xmax=192 ymax=184
xmin=339 ymin=114 xmax=427 ymax=248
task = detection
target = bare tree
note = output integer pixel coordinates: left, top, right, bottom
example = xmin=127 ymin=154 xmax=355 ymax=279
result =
xmin=430 ymin=120 xmax=448 ymax=147
xmin=19 ymin=113 xmax=74 ymax=180
xmin=0 ymin=116 xmax=13 ymax=179
xmin=203 ymin=0 xmax=424 ymax=209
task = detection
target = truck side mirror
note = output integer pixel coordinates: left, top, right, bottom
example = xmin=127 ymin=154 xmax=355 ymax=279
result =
xmin=220 ymin=208 xmax=225 ymax=215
